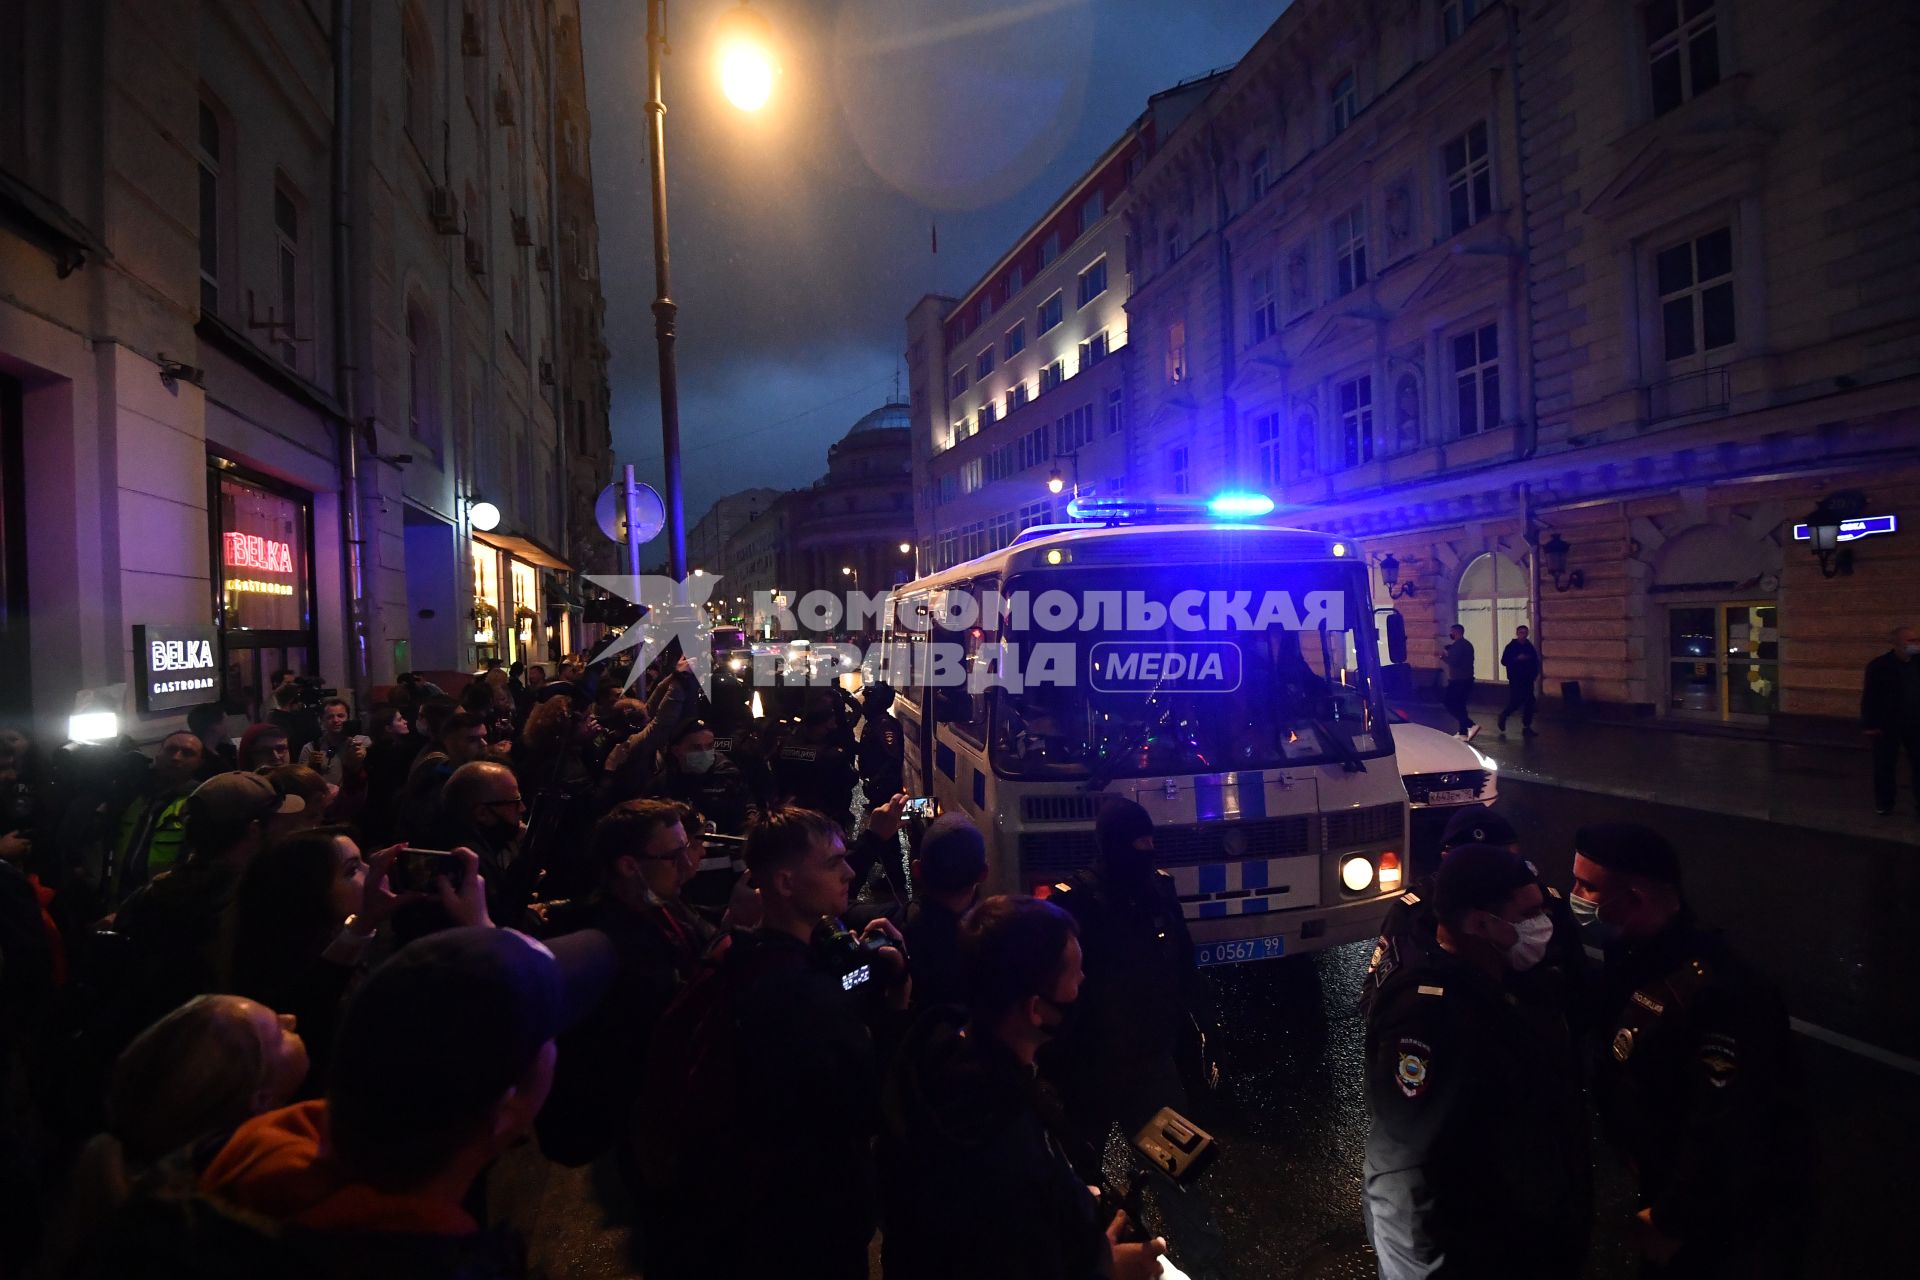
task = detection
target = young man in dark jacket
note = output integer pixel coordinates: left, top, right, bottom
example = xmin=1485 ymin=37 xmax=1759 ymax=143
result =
xmin=1862 ymin=625 xmax=1920 ymax=814
xmin=1498 ymin=624 xmax=1541 ymax=737
xmin=881 ymin=895 xmax=1165 ymax=1280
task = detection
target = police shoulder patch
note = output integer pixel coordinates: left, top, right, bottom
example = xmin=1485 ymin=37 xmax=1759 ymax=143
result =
xmin=1630 ymin=989 xmax=1666 ymax=1017
xmin=1547 ymin=886 xmax=1563 ymax=900
xmin=1400 ymin=892 xmax=1421 ymax=906
xmin=1698 ymin=1033 xmax=1739 ymax=1088
xmin=1611 ymin=1027 xmax=1635 ymax=1062
xmin=1395 ymin=1037 xmax=1433 ymax=1098
xmin=1366 ymin=935 xmax=1399 ymax=985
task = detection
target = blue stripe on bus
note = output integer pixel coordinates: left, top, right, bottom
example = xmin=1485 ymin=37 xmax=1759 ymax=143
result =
xmin=972 ymin=770 xmax=986 ymax=807
xmin=1243 ymin=897 xmax=1271 ymax=915
xmin=1240 ymin=781 xmax=1268 ymax=820
xmin=1241 ymin=859 xmax=1269 ymax=891
xmin=936 ymin=744 xmax=955 ymax=779
xmin=1198 ymin=900 xmax=1228 ymax=920
xmin=1198 ymin=864 xmax=1227 ymax=895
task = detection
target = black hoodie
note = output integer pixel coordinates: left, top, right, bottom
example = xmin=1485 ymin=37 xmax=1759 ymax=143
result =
xmin=880 ymin=1007 xmax=1107 ymax=1280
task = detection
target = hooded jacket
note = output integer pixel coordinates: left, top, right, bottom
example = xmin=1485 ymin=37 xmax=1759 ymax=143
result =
xmin=880 ymin=1007 xmax=1107 ymax=1280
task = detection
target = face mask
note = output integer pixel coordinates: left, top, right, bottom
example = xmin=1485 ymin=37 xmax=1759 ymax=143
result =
xmin=1568 ymin=892 xmax=1622 ymax=947
xmin=1505 ymin=914 xmax=1554 ymax=971
xmin=683 ymin=749 xmax=716 ymax=774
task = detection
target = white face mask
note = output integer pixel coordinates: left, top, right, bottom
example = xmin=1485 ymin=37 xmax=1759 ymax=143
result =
xmin=683 ymin=749 xmax=717 ymax=774
xmin=1505 ymin=914 xmax=1555 ymax=971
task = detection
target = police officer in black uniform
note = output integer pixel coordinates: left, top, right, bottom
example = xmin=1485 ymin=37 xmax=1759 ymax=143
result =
xmin=1571 ymin=823 xmax=1811 ymax=1277
xmin=1363 ymin=806 xmax=1587 ymax=1029
xmin=1048 ymin=798 xmax=1225 ymax=1278
xmin=773 ymin=697 xmax=860 ymax=841
xmin=853 ymin=682 xmax=905 ymax=807
xmin=1363 ymin=843 xmax=1591 ymax=1279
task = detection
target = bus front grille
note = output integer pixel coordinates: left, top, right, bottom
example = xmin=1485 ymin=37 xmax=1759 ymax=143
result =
xmin=1018 ymin=814 xmax=1315 ymax=883
xmin=1324 ymin=802 xmax=1403 ymax=849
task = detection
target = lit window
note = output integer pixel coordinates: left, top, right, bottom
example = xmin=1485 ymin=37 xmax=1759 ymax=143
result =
xmin=1166 ymin=320 xmax=1186 ymax=384
xmin=1452 ymin=324 xmax=1499 ymax=436
xmin=1444 ymin=122 xmax=1493 ymax=235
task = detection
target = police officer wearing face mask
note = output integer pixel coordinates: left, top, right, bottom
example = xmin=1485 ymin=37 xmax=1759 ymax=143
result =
xmin=1571 ymin=824 xmax=1811 ymax=1277
xmin=1047 ymin=798 xmax=1226 ymax=1279
xmin=1363 ymin=806 xmax=1587 ymax=1032
xmin=1363 ymin=844 xmax=1592 ymax=1280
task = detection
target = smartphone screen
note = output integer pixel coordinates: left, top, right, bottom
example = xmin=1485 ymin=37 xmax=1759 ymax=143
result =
xmin=902 ymin=797 xmax=935 ymax=819
xmin=400 ymin=848 xmax=464 ymax=886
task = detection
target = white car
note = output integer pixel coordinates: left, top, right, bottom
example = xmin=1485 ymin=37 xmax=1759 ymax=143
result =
xmin=1393 ymin=718 xmax=1499 ymax=819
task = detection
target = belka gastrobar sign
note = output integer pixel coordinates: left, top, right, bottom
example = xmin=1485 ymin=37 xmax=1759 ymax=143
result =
xmin=135 ymin=624 xmax=221 ymax=712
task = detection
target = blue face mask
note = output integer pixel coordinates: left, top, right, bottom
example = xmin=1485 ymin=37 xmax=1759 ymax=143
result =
xmin=1568 ymin=892 xmax=1621 ymax=947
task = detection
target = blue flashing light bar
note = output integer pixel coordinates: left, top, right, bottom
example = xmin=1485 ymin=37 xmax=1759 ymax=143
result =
xmin=1790 ymin=514 xmax=1896 ymax=543
xmin=1207 ymin=492 xmax=1277 ymax=519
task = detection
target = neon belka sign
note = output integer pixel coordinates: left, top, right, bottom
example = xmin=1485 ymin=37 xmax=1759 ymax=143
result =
xmin=224 ymin=532 xmax=294 ymax=574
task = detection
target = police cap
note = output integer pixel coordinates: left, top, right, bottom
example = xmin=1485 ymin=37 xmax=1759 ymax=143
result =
xmin=1573 ymin=822 xmax=1682 ymax=887
xmin=1433 ymin=843 xmax=1535 ymax=929
xmin=1439 ymin=805 xmax=1518 ymax=852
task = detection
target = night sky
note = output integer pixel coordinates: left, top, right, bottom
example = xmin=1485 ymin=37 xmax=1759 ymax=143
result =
xmin=578 ymin=0 xmax=1286 ymax=531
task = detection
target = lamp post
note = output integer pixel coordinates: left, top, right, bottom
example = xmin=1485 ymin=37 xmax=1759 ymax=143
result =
xmin=644 ymin=0 xmax=774 ymax=586
xmin=1047 ymin=449 xmax=1081 ymax=498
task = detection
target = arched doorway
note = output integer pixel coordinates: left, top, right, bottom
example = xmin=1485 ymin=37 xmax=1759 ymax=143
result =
xmin=1456 ymin=552 xmax=1531 ymax=680
xmin=1650 ymin=524 xmax=1779 ymax=721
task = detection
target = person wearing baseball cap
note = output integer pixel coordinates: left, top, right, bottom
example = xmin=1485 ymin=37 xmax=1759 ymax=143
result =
xmin=1363 ymin=844 xmax=1592 ymax=1278
xmin=197 ymin=925 xmax=611 ymax=1265
xmin=1573 ymin=823 xmax=1810 ymax=1275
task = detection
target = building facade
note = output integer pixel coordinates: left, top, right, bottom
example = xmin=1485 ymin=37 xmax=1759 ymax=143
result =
xmin=0 ymin=0 xmax=613 ymax=743
xmin=1118 ymin=0 xmax=1918 ymax=726
xmin=686 ymin=486 xmax=781 ymax=579
xmin=905 ymin=78 xmax=1223 ymax=575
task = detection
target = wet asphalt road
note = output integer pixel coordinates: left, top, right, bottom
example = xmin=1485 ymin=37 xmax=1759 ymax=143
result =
xmin=504 ymin=776 xmax=1919 ymax=1278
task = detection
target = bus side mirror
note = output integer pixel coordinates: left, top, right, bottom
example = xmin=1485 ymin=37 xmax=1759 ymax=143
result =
xmin=1384 ymin=611 xmax=1408 ymax=665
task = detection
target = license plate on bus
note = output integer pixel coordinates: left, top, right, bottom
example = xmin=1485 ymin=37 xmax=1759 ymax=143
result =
xmin=1426 ymin=788 xmax=1475 ymax=805
xmin=1195 ymin=935 xmax=1285 ymax=967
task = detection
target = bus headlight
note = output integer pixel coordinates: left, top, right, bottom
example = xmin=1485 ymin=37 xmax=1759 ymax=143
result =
xmin=1340 ymin=855 xmax=1375 ymax=892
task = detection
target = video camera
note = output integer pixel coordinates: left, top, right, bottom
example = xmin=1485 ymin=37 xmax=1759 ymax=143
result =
xmin=810 ymin=916 xmax=903 ymax=996
xmin=279 ymin=674 xmax=339 ymax=711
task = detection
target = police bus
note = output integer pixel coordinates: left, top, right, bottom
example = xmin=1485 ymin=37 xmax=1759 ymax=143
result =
xmin=878 ymin=495 xmax=1409 ymax=966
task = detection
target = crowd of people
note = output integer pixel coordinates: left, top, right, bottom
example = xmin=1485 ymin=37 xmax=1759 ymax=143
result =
xmin=0 ymin=647 xmax=1811 ymax=1279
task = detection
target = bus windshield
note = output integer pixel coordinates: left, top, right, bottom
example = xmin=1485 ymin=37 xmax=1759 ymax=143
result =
xmin=989 ymin=563 xmax=1388 ymax=780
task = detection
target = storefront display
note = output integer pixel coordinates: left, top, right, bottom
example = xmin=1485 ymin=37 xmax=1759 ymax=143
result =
xmin=510 ymin=559 xmax=540 ymax=662
xmin=211 ymin=462 xmax=315 ymax=719
xmin=472 ymin=539 xmax=503 ymax=659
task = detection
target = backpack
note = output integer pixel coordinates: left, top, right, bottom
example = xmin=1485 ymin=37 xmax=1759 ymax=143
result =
xmin=629 ymin=931 xmax=745 ymax=1192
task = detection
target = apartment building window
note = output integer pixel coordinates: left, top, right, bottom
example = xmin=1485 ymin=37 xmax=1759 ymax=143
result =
xmin=1009 ymin=381 xmax=1030 ymax=410
xmin=1331 ymin=70 xmax=1358 ymax=135
xmin=976 ymin=347 xmax=995 ymax=379
xmin=1166 ymin=320 xmax=1187 ymax=384
xmin=1018 ymin=427 xmax=1049 ymax=471
xmin=1007 ymin=263 xmax=1024 ymax=295
xmin=1079 ymin=189 xmax=1104 ymax=234
xmin=1040 ymin=359 xmax=1064 ymax=394
xmin=946 ymin=422 xmax=964 ymax=451
xmin=1039 ymin=231 xmax=1060 ymax=267
xmin=1452 ymin=323 xmax=1500 ymax=436
xmin=195 ymin=99 xmax=223 ymax=316
xmin=961 ymin=459 xmax=983 ymax=494
xmin=1077 ymin=257 xmax=1108 ymax=307
xmin=1442 ymin=0 xmax=1480 ymax=43
xmin=1038 ymin=292 xmax=1064 ymax=335
xmin=1078 ymin=331 xmax=1108 ymax=371
xmin=937 ymin=473 xmax=959 ymax=505
xmin=1657 ymin=226 xmax=1736 ymax=362
xmin=1165 ymin=224 xmax=1186 ymax=265
xmin=1332 ymin=206 xmax=1368 ymax=296
xmin=1248 ymin=147 xmax=1270 ymax=202
xmin=1106 ymin=387 xmax=1123 ymax=436
xmin=1248 ymin=267 xmax=1277 ymax=343
xmin=950 ymin=367 xmax=969 ymax=398
xmin=978 ymin=295 xmax=992 ymax=326
xmin=1646 ymin=0 xmax=1720 ymax=117
xmin=1055 ymin=404 xmax=1094 ymax=454
xmin=974 ymin=403 xmax=993 ymax=434
xmin=1338 ymin=375 xmax=1375 ymax=468
xmin=1169 ymin=446 xmax=1190 ymax=495
xmin=1444 ymin=121 xmax=1493 ymax=235
xmin=406 ymin=300 xmax=444 ymax=458
xmin=1005 ymin=321 xmax=1026 ymax=359
xmin=402 ymin=5 xmax=433 ymax=150
xmin=273 ymin=183 xmax=301 ymax=367
xmin=1255 ymin=412 xmax=1283 ymax=486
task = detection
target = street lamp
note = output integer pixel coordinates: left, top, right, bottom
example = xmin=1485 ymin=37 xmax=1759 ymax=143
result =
xmin=1377 ymin=553 xmax=1417 ymax=600
xmin=841 ymin=564 xmax=860 ymax=591
xmin=1047 ymin=450 xmax=1080 ymax=498
xmin=1541 ymin=533 xmax=1584 ymax=592
xmin=898 ymin=542 xmax=911 ymax=555
xmin=468 ymin=498 xmax=501 ymax=532
xmin=643 ymin=0 xmax=778 ymax=585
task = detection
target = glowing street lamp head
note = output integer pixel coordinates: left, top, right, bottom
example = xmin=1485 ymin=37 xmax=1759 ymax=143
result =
xmin=469 ymin=499 xmax=502 ymax=532
xmin=716 ymin=5 xmax=776 ymax=112
xmin=1047 ymin=468 xmax=1066 ymax=495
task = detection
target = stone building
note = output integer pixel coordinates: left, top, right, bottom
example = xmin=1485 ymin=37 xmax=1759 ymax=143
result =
xmin=0 ymin=0 xmax=613 ymax=742
xmin=1116 ymin=0 xmax=1918 ymax=726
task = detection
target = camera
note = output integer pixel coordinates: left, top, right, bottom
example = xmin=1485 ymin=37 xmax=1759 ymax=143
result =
xmin=810 ymin=917 xmax=901 ymax=993
xmin=280 ymin=674 xmax=339 ymax=711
